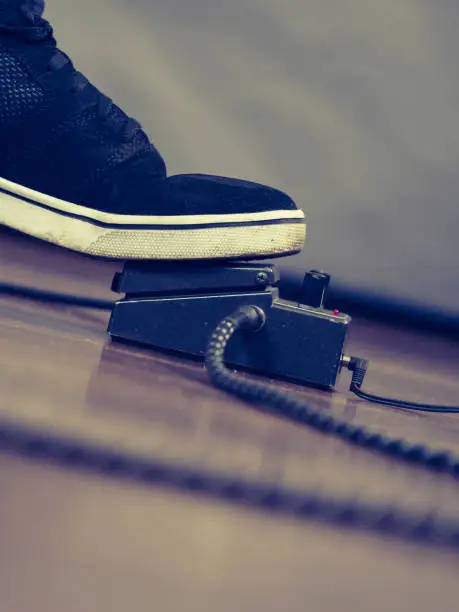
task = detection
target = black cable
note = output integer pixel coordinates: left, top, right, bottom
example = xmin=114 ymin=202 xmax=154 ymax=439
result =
xmin=348 ymin=357 xmax=459 ymax=414
xmin=0 ymin=282 xmax=114 ymax=310
xmin=205 ymin=306 xmax=459 ymax=476
xmin=2 ymin=417 xmax=459 ymax=549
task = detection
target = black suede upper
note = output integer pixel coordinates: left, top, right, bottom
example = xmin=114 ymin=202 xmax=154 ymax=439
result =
xmin=0 ymin=4 xmax=297 ymax=216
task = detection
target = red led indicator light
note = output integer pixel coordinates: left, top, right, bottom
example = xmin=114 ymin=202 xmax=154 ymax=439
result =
xmin=333 ymin=309 xmax=340 ymax=316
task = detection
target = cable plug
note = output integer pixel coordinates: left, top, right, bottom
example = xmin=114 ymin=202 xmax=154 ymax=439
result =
xmin=348 ymin=357 xmax=369 ymax=390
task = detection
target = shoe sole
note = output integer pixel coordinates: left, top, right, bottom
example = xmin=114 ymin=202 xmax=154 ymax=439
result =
xmin=0 ymin=176 xmax=306 ymax=260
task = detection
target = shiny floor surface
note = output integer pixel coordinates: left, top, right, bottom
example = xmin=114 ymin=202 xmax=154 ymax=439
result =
xmin=2 ymin=228 xmax=459 ymax=612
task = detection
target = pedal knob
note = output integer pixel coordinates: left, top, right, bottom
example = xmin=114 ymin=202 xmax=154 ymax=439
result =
xmin=301 ymin=270 xmax=330 ymax=308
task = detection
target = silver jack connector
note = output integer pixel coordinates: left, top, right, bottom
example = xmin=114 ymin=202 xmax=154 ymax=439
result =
xmin=340 ymin=354 xmax=352 ymax=371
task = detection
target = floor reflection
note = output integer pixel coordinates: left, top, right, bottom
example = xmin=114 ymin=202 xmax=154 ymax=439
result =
xmin=85 ymin=339 xmax=362 ymax=478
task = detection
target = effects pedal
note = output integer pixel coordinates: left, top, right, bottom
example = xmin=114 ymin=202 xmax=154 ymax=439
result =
xmin=108 ymin=262 xmax=351 ymax=389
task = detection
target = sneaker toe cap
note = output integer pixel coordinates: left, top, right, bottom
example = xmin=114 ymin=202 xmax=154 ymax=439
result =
xmin=163 ymin=174 xmax=298 ymax=215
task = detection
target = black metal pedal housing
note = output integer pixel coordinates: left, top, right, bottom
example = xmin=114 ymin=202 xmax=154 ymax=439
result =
xmin=108 ymin=262 xmax=351 ymax=389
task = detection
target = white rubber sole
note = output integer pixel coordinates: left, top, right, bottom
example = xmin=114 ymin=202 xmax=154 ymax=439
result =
xmin=0 ymin=176 xmax=306 ymax=260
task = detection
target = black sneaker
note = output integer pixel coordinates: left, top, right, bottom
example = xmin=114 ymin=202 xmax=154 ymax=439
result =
xmin=0 ymin=3 xmax=306 ymax=260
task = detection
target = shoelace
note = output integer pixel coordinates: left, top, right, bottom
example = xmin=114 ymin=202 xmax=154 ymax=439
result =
xmin=0 ymin=7 xmax=143 ymax=143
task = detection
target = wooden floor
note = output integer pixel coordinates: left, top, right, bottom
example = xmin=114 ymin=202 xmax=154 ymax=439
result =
xmin=2 ymin=228 xmax=459 ymax=612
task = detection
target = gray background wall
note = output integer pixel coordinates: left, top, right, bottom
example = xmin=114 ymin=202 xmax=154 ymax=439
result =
xmin=47 ymin=0 xmax=459 ymax=315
